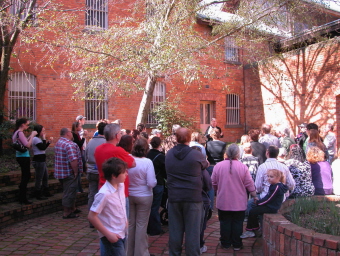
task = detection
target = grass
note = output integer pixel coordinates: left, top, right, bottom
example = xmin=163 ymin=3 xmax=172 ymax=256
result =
xmin=284 ymin=197 xmax=340 ymax=236
xmin=0 ymin=149 xmax=55 ymax=173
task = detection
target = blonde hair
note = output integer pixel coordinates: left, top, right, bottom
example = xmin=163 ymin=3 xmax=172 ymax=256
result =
xmin=267 ymin=169 xmax=286 ymax=184
xmin=240 ymin=135 xmax=250 ymax=145
xmin=210 ymin=128 xmax=220 ymax=139
xmin=306 ymin=146 xmax=325 ymax=164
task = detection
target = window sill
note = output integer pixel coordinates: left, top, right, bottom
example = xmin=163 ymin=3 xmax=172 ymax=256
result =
xmin=83 ymin=124 xmax=96 ymax=129
xmin=224 ymin=124 xmax=243 ymax=129
xmin=224 ymin=60 xmax=242 ymax=65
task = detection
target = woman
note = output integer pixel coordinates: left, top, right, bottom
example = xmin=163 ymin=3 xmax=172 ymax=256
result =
xmin=306 ymin=146 xmax=333 ymax=195
xmin=285 ymin=144 xmax=314 ymax=197
xmin=32 ymin=124 xmax=53 ymax=200
xmin=238 ymin=135 xmax=250 ymax=159
xmin=127 ymin=138 xmax=157 ymax=256
xmin=212 ymin=144 xmax=256 ymax=251
xmin=12 ymin=118 xmax=37 ymax=204
xmin=306 ymin=129 xmax=328 ymax=160
xmin=206 ymin=128 xmax=226 ymax=210
xmin=189 ymin=132 xmax=206 ymax=158
xmin=72 ymin=121 xmax=85 ymax=194
xmin=146 ymin=136 xmax=167 ymax=236
xmin=331 ymin=148 xmax=340 ymax=195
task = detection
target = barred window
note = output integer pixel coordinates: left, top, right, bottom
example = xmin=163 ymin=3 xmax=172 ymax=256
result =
xmin=86 ymin=0 xmax=108 ymax=29
xmin=225 ymin=37 xmax=239 ymax=62
xmin=147 ymin=82 xmax=166 ymax=125
xmin=8 ymin=72 xmax=36 ymax=120
xmin=85 ymin=83 xmax=108 ymax=124
xmin=226 ymin=94 xmax=239 ymax=125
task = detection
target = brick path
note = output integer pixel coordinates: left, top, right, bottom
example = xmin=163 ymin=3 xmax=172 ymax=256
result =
xmin=0 ymin=204 xmax=263 ymax=256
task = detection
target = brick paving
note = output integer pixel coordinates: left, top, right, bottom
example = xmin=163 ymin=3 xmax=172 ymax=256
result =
xmin=0 ymin=204 xmax=263 ymax=256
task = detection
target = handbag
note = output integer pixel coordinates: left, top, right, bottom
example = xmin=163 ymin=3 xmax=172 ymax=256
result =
xmin=12 ymin=132 xmax=28 ymax=153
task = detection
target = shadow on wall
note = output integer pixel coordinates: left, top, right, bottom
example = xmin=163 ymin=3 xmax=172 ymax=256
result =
xmin=244 ymin=37 xmax=340 ymax=136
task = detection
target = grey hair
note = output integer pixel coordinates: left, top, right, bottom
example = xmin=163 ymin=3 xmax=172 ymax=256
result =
xmin=278 ymin=126 xmax=291 ymax=137
xmin=60 ymin=128 xmax=69 ymax=136
xmin=226 ymin=143 xmax=240 ymax=173
xmin=104 ymin=123 xmax=121 ymax=141
xmin=172 ymin=124 xmax=181 ymax=134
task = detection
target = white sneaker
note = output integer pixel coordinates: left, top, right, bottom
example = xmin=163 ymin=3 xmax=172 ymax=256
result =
xmin=240 ymin=231 xmax=255 ymax=239
xmin=200 ymin=245 xmax=207 ymax=254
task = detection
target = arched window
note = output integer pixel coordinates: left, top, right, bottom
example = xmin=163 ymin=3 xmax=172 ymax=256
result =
xmin=226 ymin=94 xmax=239 ymax=125
xmin=8 ymin=72 xmax=36 ymax=120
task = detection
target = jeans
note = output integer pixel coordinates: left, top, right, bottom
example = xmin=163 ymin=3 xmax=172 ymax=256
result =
xmin=147 ymin=184 xmax=164 ymax=235
xmin=87 ymin=172 xmax=99 ymax=211
xmin=207 ymin=166 xmax=215 ymax=210
xmin=17 ymin=157 xmax=31 ymax=201
xmin=100 ymin=237 xmax=126 ymax=256
xmin=218 ymin=210 xmax=245 ymax=249
xmin=200 ymin=203 xmax=210 ymax=247
xmin=246 ymin=205 xmax=277 ymax=231
xmin=32 ymin=161 xmax=48 ymax=191
xmin=168 ymin=201 xmax=203 ymax=256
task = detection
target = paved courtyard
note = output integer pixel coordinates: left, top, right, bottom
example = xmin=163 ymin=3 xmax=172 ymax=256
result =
xmin=0 ymin=204 xmax=263 ymax=256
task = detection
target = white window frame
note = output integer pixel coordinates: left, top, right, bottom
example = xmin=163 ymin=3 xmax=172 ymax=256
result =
xmin=225 ymin=37 xmax=239 ymax=63
xmin=226 ymin=94 xmax=240 ymax=125
xmin=85 ymin=0 xmax=108 ymax=30
xmin=85 ymin=83 xmax=108 ymax=124
xmin=8 ymin=72 xmax=36 ymax=120
xmin=147 ymin=82 xmax=166 ymax=125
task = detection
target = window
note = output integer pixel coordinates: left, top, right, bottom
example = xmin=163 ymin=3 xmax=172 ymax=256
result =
xmin=226 ymin=94 xmax=239 ymax=125
xmin=147 ymin=82 xmax=166 ymax=125
xmin=8 ymin=72 xmax=36 ymax=120
xmin=86 ymin=0 xmax=108 ymax=29
xmin=85 ymin=82 xmax=108 ymax=124
xmin=200 ymin=101 xmax=214 ymax=132
xmin=225 ymin=37 xmax=239 ymax=62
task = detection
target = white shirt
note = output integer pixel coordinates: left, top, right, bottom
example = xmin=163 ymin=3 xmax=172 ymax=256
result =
xmin=128 ymin=157 xmax=157 ymax=197
xmin=332 ymin=159 xmax=340 ymax=195
xmin=259 ymin=134 xmax=281 ymax=150
xmin=255 ymin=158 xmax=295 ymax=199
xmin=90 ymin=181 xmax=127 ymax=238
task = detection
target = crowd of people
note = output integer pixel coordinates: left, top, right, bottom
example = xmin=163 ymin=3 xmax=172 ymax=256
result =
xmin=11 ymin=116 xmax=339 ymax=255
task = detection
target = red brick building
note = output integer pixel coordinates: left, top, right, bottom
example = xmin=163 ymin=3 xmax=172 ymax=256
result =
xmin=4 ymin=0 xmax=340 ymax=146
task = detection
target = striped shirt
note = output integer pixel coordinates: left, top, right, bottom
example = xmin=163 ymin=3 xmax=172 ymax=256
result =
xmin=255 ymin=158 xmax=295 ymax=199
xmin=54 ymin=137 xmax=83 ymax=179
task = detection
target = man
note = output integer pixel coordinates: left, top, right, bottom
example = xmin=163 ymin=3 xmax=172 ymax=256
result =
xmin=165 ymin=128 xmax=209 ymax=256
xmin=248 ymin=129 xmax=267 ymax=165
xmin=85 ymin=121 xmax=107 ymax=223
xmin=255 ymin=146 xmax=295 ymax=200
xmin=323 ymin=123 xmax=337 ymax=163
xmin=94 ymin=123 xmax=136 ymax=188
xmin=277 ymin=126 xmax=295 ymax=154
xmin=258 ymin=124 xmax=280 ymax=150
xmin=162 ymin=124 xmax=181 ymax=154
xmin=204 ymin=118 xmax=223 ymax=141
xmin=295 ymin=123 xmax=308 ymax=148
xmin=54 ymin=128 xmax=83 ymax=219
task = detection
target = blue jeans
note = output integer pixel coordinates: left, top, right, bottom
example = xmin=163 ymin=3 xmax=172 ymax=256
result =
xmin=168 ymin=201 xmax=203 ymax=256
xmin=218 ymin=210 xmax=245 ymax=249
xmin=207 ymin=166 xmax=215 ymax=210
xmin=100 ymin=237 xmax=125 ymax=256
xmin=147 ymin=184 xmax=164 ymax=235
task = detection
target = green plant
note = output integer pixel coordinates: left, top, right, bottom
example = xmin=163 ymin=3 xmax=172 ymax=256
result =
xmin=286 ymin=197 xmax=340 ymax=236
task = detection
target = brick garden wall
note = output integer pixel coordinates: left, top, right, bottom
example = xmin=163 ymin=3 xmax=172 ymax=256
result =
xmin=263 ymin=196 xmax=340 ymax=256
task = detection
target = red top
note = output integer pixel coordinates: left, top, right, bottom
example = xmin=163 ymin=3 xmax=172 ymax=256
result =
xmin=94 ymin=143 xmax=134 ymax=197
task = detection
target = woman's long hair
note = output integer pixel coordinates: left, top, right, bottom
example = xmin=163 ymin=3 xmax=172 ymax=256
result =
xmin=132 ymin=138 xmax=149 ymax=157
xmin=309 ymin=129 xmax=325 ymax=151
xmin=34 ymin=124 xmax=44 ymax=137
xmin=226 ymin=143 xmax=240 ymax=173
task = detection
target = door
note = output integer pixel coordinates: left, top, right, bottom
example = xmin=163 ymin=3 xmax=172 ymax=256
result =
xmin=200 ymin=101 xmax=214 ymax=133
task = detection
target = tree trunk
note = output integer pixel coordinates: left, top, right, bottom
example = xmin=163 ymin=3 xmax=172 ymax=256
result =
xmin=135 ymin=76 xmax=157 ymax=127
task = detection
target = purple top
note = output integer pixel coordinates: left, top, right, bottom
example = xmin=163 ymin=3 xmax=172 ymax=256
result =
xmin=310 ymin=161 xmax=333 ymax=195
xmin=212 ymin=160 xmax=255 ymax=211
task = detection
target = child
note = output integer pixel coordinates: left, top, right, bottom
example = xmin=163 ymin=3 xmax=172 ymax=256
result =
xmin=88 ymin=157 xmax=128 ymax=256
xmin=240 ymin=169 xmax=288 ymax=239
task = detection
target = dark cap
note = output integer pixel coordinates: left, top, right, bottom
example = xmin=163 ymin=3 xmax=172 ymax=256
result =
xmin=298 ymin=123 xmax=308 ymax=128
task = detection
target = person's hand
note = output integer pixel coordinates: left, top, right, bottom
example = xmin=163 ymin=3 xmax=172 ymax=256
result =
xmin=31 ymin=131 xmax=38 ymax=137
xmin=253 ymin=197 xmax=259 ymax=204
xmin=49 ymin=137 xmax=54 ymax=143
xmin=107 ymin=233 xmax=121 ymax=243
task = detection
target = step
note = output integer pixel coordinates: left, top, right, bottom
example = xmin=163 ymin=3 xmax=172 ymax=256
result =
xmin=0 ymin=189 xmax=89 ymax=229
xmin=0 ymin=176 xmax=89 ymax=204
xmin=0 ymin=169 xmax=55 ymax=187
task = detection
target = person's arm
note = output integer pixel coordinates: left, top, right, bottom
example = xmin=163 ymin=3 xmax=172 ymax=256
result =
xmin=254 ymin=167 xmax=264 ymax=194
xmin=202 ymin=169 xmax=212 ymax=192
xmin=70 ymin=160 xmax=79 ymax=178
xmin=211 ymin=166 xmax=218 ymax=192
xmin=257 ymin=184 xmax=279 ymax=206
xmin=147 ymin=160 xmax=157 ymax=188
xmin=285 ymin=168 xmax=295 ymax=191
xmin=88 ymin=211 xmax=121 ymax=243
xmin=18 ymin=131 xmax=37 ymax=148
xmin=36 ymin=140 xmax=51 ymax=150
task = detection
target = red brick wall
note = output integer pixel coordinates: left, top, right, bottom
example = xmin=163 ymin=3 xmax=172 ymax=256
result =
xmin=245 ymin=37 xmax=340 ymax=146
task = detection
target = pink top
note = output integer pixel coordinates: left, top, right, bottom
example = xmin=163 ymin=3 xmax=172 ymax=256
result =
xmin=212 ymin=160 xmax=255 ymax=211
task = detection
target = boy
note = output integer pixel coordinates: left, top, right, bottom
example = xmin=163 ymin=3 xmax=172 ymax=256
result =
xmin=88 ymin=157 xmax=128 ymax=256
